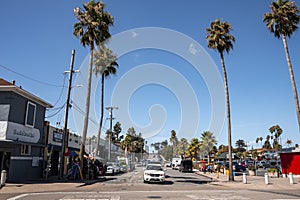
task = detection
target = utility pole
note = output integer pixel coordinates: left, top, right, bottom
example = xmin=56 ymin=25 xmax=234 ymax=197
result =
xmin=59 ymin=49 xmax=77 ymax=179
xmin=106 ymin=106 xmax=118 ymax=161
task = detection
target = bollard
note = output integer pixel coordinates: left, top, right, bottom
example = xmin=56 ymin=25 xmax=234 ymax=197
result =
xmin=289 ymin=172 xmax=294 ymax=184
xmin=243 ymin=173 xmax=247 ymax=184
xmin=264 ymin=173 xmax=269 ymax=185
xmin=1 ymin=170 xmax=7 ymax=187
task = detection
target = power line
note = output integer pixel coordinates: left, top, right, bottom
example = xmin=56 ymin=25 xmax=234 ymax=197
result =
xmin=45 ymin=104 xmax=65 ymax=118
xmin=0 ymin=64 xmax=65 ymax=87
xmin=51 ymin=74 xmax=67 ymax=107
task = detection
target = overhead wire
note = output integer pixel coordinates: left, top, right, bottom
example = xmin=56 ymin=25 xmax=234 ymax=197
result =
xmin=0 ymin=64 xmax=64 ymax=87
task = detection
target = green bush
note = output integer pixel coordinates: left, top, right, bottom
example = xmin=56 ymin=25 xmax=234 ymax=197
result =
xmin=248 ymin=166 xmax=256 ymax=171
xmin=267 ymin=168 xmax=278 ymax=173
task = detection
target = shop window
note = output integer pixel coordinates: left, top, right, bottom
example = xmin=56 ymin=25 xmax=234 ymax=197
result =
xmin=21 ymin=144 xmax=31 ymax=155
xmin=25 ymin=102 xmax=36 ymax=127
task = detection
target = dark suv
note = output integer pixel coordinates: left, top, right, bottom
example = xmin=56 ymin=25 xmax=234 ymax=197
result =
xmin=179 ymin=160 xmax=193 ymax=173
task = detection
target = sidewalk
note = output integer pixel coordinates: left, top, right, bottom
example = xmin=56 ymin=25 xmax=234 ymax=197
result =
xmin=196 ymin=170 xmax=300 ymax=190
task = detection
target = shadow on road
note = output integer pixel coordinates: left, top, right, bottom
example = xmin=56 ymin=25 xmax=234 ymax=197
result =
xmin=175 ymin=179 xmax=210 ymax=184
xmin=144 ymin=181 xmax=174 ymax=185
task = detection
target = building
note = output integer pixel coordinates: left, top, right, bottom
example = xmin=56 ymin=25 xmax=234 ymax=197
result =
xmin=280 ymin=148 xmax=300 ymax=176
xmin=44 ymin=123 xmax=82 ymax=176
xmin=0 ymin=79 xmax=52 ymax=182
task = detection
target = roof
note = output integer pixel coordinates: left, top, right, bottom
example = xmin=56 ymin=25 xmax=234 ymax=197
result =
xmin=0 ymin=78 xmax=53 ymax=108
xmin=0 ymin=78 xmax=14 ymax=86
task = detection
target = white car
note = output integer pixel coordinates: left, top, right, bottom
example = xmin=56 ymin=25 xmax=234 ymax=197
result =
xmin=106 ymin=162 xmax=120 ymax=175
xmin=143 ymin=164 xmax=165 ymax=183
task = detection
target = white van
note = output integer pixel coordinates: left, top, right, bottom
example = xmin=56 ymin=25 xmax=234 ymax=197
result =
xmin=171 ymin=157 xmax=182 ymax=170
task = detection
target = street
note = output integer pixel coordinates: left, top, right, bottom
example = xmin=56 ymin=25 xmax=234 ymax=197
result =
xmin=1 ymin=166 xmax=300 ymax=200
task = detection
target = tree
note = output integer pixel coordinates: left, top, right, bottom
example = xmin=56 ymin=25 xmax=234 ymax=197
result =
xmin=206 ymin=19 xmax=235 ymax=181
xmin=176 ymin=138 xmax=189 ymax=157
xmin=269 ymin=125 xmax=283 ymax=149
xmin=256 ymin=137 xmax=260 ymax=147
xmin=200 ymin=131 xmax=217 ymax=163
xmin=264 ymin=0 xmax=300 ymax=131
xmin=170 ymin=130 xmax=178 ymax=157
xmin=93 ymin=44 xmax=118 ymax=155
xmin=235 ymin=139 xmax=247 ymax=155
xmin=111 ymin=121 xmax=123 ymax=144
xmin=235 ymin=139 xmax=246 ymax=149
xmin=186 ymin=138 xmax=201 ymax=159
xmin=73 ymin=1 xmax=114 ymax=165
xmin=120 ymin=127 xmax=144 ymax=155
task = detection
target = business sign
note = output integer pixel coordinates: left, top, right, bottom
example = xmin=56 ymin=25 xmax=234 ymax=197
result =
xmin=0 ymin=121 xmax=40 ymax=143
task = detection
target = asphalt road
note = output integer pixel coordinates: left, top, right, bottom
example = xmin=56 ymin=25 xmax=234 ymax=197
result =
xmin=2 ymin=166 xmax=300 ymax=200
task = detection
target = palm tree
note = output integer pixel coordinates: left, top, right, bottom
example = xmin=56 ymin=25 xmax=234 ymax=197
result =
xmin=200 ymin=131 xmax=217 ymax=163
xmin=170 ymin=130 xmax=178 ymax=157
xmin=206 ymin=19 xmax=235 ymax=181
xmin=269 ymin=125 xmax=283 ymax=149
xmin=176 ymin=138 xmax=189 ymax=157
xmin=264 ymin=0 xmax=300 ymax=131
xmin=259 ymin=137 xmax=263 ymax=147
xmin=187 ymin=138 xmax=201 ymax=159
xmin=73 ymin=1 xmax=114 ymax=165
xmin=256 ymin=138 xmax=260 ymax=148
xmin=93 ymin=44 xmax=118 ymax=156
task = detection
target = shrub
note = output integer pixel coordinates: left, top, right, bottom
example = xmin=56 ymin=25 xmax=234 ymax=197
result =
xmin=248 ymin=166 xmax=256 ymax=171
xmin=267 ymin=168 xmax=278 ymax=173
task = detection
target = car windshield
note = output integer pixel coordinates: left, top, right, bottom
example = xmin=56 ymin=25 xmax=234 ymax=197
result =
xmin=146 ymin=165 xmax=163 ymax=171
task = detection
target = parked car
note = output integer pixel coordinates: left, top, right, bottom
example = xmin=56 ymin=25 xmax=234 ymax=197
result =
xmin=165 ymin=161 xmax=172 ymax=168
xmin=179 ymin=160 xmax=193 ymax=173
xmin=143 ymin=164 xmax=165 ymax=183
xmin=106 ymin=162 xmax=120 ymax=175
xmin=226 ymin=162 xmax=246 ymax=172
xmin=146 ymin=160 xmax=162 ymax=166
xmin=171 ymin=157 xmax=182 ymax=170
xmin=257 ymin=160 xmax=269 ymax=168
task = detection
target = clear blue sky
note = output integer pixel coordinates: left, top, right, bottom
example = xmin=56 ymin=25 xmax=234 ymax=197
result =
xmin=0 ymin=0 xmax=299 ymax=150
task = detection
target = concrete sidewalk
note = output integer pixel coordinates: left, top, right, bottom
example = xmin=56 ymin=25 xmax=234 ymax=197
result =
xmin=196 ymin=170 xmax=300 ymax=190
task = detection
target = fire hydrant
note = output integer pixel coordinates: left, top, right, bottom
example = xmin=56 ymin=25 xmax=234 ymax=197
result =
xmin=1 ymin=170 xmax=7 ymax=187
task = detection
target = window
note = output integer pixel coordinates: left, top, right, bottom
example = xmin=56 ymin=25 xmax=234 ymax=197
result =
xmin=25 ymin=102 xmax=36 ymax=127
xmin=21 ymin=144 xmax=31 ymax=155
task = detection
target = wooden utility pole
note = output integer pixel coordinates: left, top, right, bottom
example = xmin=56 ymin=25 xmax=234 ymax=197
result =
xmin=106 ymin=106 xmax=118 ymax=161
xmin=59 ymin=50 xmax=76 ymax=179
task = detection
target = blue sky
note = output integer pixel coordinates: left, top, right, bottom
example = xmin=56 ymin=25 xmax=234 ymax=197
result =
xmin=0 ymin=0 xmax=300 ymax=150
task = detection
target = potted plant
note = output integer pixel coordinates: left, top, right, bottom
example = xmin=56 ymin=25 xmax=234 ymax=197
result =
xmin=248 ymin=166 xmax=256 ymax=176
xmin=267 ymin=168 xmax=279 ymax=178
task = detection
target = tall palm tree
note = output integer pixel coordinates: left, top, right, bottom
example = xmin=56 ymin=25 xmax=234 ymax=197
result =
xmin=206 ymin=19 xmax=235 ymax=181
xmin=73 ymin=1 xmax=114 ymax=165
xmin=200 ymin=131 xmax=217 ymax=163
xmin=93 ymin=44 xmax=118 ymax=156
xmin=170 ymin=130 xmax=178 ymax=157
xmin=264 ymin=0 xmax=300 ymax=131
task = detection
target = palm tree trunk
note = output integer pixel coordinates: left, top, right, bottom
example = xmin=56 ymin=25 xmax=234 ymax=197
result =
xmin=80 ymin=46 xmax=94 ymax=170
xmin=96 ymin=73 xmax=105 ymax=156
xmin=220 ymin=52 xmax=234 ymax=181
xmin=282 ymin=34 xmax=300 ymax=131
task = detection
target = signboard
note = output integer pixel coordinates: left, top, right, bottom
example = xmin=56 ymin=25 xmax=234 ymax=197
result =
xmin=53 ymin=131 xmax=62 ymax=143
xmin=0 ymin=121 xmax=40 ymax=143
